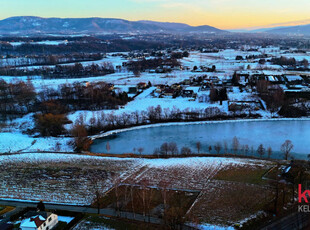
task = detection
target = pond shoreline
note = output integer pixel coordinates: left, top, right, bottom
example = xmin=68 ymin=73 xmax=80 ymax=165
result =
xmin=90 ymin=117 xmax=310 ymax=141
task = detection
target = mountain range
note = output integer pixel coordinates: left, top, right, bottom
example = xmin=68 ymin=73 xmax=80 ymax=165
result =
xmin=2 ymin=16 xmax=310 ymax=36
xmin=0 ymin=16 xmax=225 ymax=35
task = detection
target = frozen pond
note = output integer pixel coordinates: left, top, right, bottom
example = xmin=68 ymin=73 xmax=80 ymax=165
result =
xmin=91 ymin=119 xmax=310 ymax=159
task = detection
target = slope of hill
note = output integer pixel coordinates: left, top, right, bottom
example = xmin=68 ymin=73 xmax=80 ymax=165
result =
xmin=248 ymin=24 xmax=310 ymax=35
xmin=267 ymin=24 xmax=310 ymax=35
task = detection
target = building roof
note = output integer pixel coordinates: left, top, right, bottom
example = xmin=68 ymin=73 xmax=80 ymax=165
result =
xmin=21 ymin=211 xmax=55 ymax=228
xmin=20 ymin=215 xmax=45 ymax=228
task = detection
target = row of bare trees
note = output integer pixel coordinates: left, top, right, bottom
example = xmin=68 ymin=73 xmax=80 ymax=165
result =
xmin=79 ymin=106 xmax=230 ymax=136
xmin=127 ymin=57 xmax=180 ymax=73
xmin=151 ymin=137 xmax=294 ymax=160
xmin=0 ymin=62 xmax=114 ymax=77
xmin=93 ymin=163 xmax=221 ymax=228
xmin=0 ymin=53 xmax=103 ymax=68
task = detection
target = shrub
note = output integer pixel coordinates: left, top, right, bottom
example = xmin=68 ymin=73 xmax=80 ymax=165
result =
xmin=35 ymin=113 xmax=71 ymax=136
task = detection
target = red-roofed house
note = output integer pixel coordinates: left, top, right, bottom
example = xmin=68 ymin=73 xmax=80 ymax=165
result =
xmin=20 ymin=212 xmax=58 ymax=230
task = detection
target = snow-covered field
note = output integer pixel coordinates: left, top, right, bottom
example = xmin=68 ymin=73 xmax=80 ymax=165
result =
xmin=0 ymin=153 xmax=266 ymax=202
xmin=68 ymin=86 xmax=230 ymax=124
xmin=0 ymin=132 xmax=73 ymax=153
xmin=73 ymin=217 xmax=115 ymax=230
xmin=9 ymin=40 xmax=69 ymax=46
xmin=0 ymin=152 xmax=273 ymax=228
xmin=0 ymin=153 xmax=141 ymax=205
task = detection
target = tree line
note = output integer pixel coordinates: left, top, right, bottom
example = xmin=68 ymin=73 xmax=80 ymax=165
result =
xmin=150 ymin=138 xmax=294 ymax=160
xmin=0 ymin=53 xmax=103 ymax=68
xmin=0 ymin=62 xmax=115 ymax=78
xmin=0 ymin=79 xmax=129 ymax=116
xmin=126 ymin=58 xmax=180 ymax=73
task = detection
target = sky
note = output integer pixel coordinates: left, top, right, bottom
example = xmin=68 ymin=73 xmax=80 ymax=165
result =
xmin=2 ymin=0 xmax=310 ymax=30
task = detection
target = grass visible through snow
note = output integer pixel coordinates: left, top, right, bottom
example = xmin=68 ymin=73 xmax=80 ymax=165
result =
xmin=214 ymin=164 xmax=275 ymax=185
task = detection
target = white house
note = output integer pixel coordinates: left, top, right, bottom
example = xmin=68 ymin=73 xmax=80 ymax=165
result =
xmin=20 ymin=212 xmax=58 ymax=230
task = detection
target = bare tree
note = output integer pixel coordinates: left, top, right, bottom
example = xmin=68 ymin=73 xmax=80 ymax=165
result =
xmin=71 ymin=123 xmax=92 ymax=152
xmin=196 ymin=141 xmax=201 ymax=154
xmin=138 ymin=178 xmax=155 ymax=222
xmin=267 ymin=146 xmax=272 ymax=159
xmin=127 ymin=178 xmax=136 ymax=218
xmin=232 ymin=136 xmax=239 ymax=155
xmin=112 ymin=175 xmax=121 ymax=215
xmin=302 ymin=58 xmax=309 ymax=68
xmin=168 ymin=142 xmax=178 ymax=156
xmin=153 ymin=147 xmax=160 ymax=157
xmin=208 ymin=145 xmax=212 ymax=153
xmin=281 ymin=140 xmax=293 ymax=160
xmin=138 ymin=147 xmax=144 ymax=156
xmin=140 ymin=110 xmax=148 ymax=123
xmin=91 ymin=179 xmax=103 ymax=214
xmin=159 ymin=179 xmax=171 ymax=220
xmin=120 ymin=112 xmax=131 ymax=126
xmin=132 ymin=110 xmax=140 ymax=124
xmin=214 ymin=142 xmax=222 ymax=154
xmin=181 ymin=147 xmax=192 ymax=155
xmin=155 ymin=105 xmax=162 ymax=120
xmin=241 ymin=145 xmax=245 ymax=155
xmin=163 ymin=108 xmax=171 ymax=120
xmin=244 ymin=144 xmax=249 ymax=156
xmin=140 ymin=178 xmax=149 ymax=218
xmin=268 ymin=88 xmax=285 ymax=116
xmin=257 ymin=144 xmax=265 ymax=158
xmin=160 ymin=142 xmax=169 ymax=156
xmin=224 ymin=141 xmax=228 ymax=154
xmin=147 ymin=106 xmax=157 ymax=122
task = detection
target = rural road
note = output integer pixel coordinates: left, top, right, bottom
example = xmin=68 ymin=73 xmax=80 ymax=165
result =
xmin=0 ymin=199 xmax=163 ymax=224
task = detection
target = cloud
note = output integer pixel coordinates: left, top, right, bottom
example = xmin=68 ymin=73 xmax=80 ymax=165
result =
xmin=268 ymin=18 xmax=310 ymax=27
xmin=129 ymin=0 xmax=209 ymax=12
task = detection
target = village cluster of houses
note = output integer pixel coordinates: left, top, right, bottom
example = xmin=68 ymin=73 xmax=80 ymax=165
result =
xmin=237 ymin=70 xmax=310 ymax=97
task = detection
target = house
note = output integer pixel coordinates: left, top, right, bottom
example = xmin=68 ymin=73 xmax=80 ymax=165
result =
xmin=137 ymin=82 xmax=147 ymax=89
xmin=228 ymin=101 xmax=261 ymax=112
xmin=20 ymin=212 xmax=58 ymax=230
xmin=155 ymin=84 xmax=166 ymax=93
xmin=200 ymin=84 xmax=210 ymax=91
xmin=163 ymin=88 xmax=175 ymax=97
xmin=182 ymin=89 xmax=195 ymax=98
